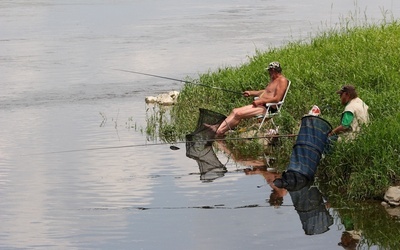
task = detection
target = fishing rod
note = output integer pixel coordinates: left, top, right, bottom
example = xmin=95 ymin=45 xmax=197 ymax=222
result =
xmin=113 ymin=69 xmax=244 ymax=95
xmin=170 ymin=133 xmax=297 ymax=150
xmin=23 ymin=134 xmax=297 ymax=156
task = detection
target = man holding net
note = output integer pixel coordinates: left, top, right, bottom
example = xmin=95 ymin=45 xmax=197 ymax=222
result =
xmin=208 ymin=61 xmax=289 ymax=137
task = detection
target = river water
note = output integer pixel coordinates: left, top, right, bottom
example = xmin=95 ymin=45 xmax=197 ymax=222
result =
xmin=1 ymin=1 xmax=399 ymax=249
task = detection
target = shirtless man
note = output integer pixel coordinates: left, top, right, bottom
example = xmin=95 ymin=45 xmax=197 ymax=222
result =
xmin=214 ymin=61 xmax=288 ymax=136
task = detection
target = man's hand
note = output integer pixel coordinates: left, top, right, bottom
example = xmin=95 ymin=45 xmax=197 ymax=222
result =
xmin=252 ymin=99 xmax=263 ymax=107
xmin=243 ymin=91 xmax=251 ymax=97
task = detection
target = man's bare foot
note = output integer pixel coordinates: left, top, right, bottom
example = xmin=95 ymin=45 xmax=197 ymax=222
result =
xmin=203 ymin=123 xmax=218 ymax=132
xmin=215 ymin=132 xmax=226 ymax=138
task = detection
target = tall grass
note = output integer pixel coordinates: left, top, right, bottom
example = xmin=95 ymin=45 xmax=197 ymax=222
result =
xmin=154 ymin=18 xmax=400 ymax=200
xmin=320 ymin=113 xmax=400 ymax=200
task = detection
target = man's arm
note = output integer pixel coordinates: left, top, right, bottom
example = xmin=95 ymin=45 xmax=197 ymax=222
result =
xmin=329 ymin=125 xmax=348 ymax=136
xmin=243 ymin=90 xmax=264 ymax=97
xmin=328 ymin=112 xmax=353 ymax=136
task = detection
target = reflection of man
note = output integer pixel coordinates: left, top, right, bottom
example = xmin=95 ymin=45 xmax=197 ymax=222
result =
xmin=244 ymin=167 xmax=287 ymax=207
xmin=215 ymin=140 xmax=288 ymax=206
xmin=288 ymin=179 xmax=333 ymax=235
xmin=337 ymin=214 xmax=362 ymax=249
xmin=338 ymin=230 xmax=361 ymax=249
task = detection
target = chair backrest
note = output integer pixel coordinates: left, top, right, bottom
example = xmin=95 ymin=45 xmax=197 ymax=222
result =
xmin=272 ymin=79 xmax=291 ymax=113
xmin=278 ymin=80 xmax=291 ymax=106
xmin=257 ymin=80 xmax=291 ymax=130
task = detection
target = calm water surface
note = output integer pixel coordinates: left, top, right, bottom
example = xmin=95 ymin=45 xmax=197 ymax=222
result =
xmin=1 ymin=1 xmax=400 ymax=249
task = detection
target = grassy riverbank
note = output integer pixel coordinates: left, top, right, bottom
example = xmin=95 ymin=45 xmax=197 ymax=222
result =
xmin=155 ymin=19 xmax=400 ymax=200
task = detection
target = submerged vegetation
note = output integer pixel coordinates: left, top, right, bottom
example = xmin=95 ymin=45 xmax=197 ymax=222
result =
xmin=148 ymin=17 xmax=400 ymax=201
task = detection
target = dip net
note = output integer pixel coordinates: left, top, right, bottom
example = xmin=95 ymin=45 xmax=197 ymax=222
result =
xmin=185 ymin=108 xmax=227 ymax=182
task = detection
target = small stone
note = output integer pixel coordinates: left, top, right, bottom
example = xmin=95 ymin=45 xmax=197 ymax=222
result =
xmin=384 ymin=186 xmax=400 ymax=206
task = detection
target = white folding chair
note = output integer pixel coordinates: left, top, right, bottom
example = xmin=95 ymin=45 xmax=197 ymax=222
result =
xmin=256 ymin=80 xmax=291 ymax=130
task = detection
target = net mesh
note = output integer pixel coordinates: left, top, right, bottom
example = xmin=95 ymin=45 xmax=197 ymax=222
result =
xmin=287 ymin=115 xmax=332 ymax=179
xmin=185 ymin=108 xmax=227 ymax=182
xmin=289 ymin=182 xmax=333 ymax=235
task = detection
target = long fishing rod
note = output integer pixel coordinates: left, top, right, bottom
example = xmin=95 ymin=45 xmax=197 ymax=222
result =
xmin=169 ymin=133 xmax=298 ymax=150
xmin=23 ymin=134 xmax=297 ymax=156
xmin=113 ymin=69 xmax=243 ymax=95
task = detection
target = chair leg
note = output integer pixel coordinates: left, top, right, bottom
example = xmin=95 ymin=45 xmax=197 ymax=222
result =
xmin=270 ymin=118 xmax=277 ymax=129
xmin=258 ymin=115 xmax=269 ymax=130
xmin=258 ymin=116 xmax=278 ymax=131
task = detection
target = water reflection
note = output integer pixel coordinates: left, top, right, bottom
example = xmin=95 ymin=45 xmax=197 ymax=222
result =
xmin=199 ymin=114 xmax=335 ymax=236
xmin=243 ymin=166 xmax=287 ymax=207
xmin=178 ymin=110 xmax=389 ymax=248
xmin=338 ymin=230 xmax=362 ymax=250
xmin=185 ymin=108 xmax=228 ymax=182
xmin=185 ymin=141 xmax=227 ymax=182
xmin=244 ymin=165 xmax=333 ymax=235
xmin=286 ymin=176 xmax=333 ymax=235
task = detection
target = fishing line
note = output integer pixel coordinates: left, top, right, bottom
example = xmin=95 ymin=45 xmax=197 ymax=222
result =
xmin=113 ymin=69 xmax=244 ymax=95
xmin=84 ymin=203 xmax=295 ymax=211
xmin=23 ymin=142 xmax=176 ymax=156
xmin=23 ymin=134 xmax=297 ymax=156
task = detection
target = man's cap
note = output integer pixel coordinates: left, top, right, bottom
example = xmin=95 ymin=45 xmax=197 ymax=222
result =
xmin=267 ymin=61 xmax=281 ymax=70
xmin=336 ymin=85 xmax=356 ymax=94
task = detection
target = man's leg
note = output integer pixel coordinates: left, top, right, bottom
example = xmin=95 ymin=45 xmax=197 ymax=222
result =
xmin=216 ymin=105 xmax=265 ymax=135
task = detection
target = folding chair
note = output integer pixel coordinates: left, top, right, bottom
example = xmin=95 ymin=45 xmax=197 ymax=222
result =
xmin=256 ymin=80 xmax=291 ymax=130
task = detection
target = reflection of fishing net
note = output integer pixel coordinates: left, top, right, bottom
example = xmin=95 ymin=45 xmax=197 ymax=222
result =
xmin=289 ymin=182 xmax=333 ymax=235
xmin=186 ymin=108 xmax=227 ymax=182
xmin=287 ymin=115 xmax=332 ymax=179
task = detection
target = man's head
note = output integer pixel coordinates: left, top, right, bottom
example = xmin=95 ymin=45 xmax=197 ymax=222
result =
xmin=266 ymin=61 xmax=282 ymax=73
xmin=336 ymin=85 xmax=358 ymax=104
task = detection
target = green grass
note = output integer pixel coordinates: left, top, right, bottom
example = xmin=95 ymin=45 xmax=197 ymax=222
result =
xmin=149 ymin=17 xmax=400 ymax=201
xmin=320 ymin=113 xmax=400 ymax=200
